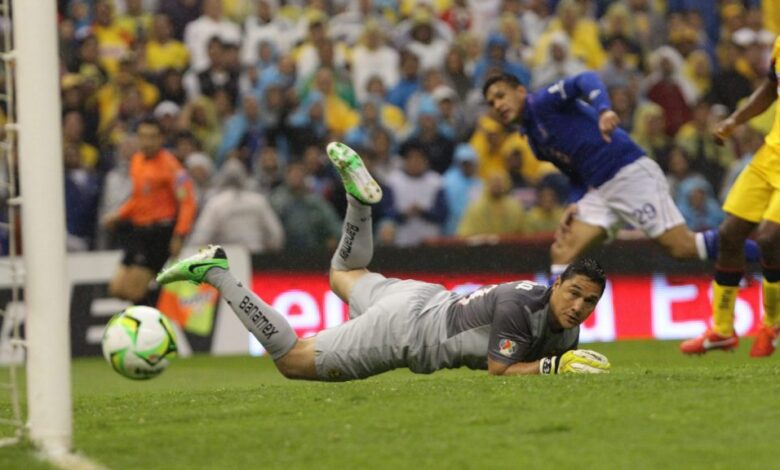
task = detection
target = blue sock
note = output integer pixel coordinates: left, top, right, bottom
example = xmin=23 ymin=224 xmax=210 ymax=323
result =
xmin=744 ymin=239 xmax=760 ymax=263
xmin=701 ymin=228 xmax=760 ymax=263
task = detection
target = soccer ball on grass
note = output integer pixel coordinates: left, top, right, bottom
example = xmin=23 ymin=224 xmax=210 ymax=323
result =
xmin=101 ymin=306 xmax=178 ymax=380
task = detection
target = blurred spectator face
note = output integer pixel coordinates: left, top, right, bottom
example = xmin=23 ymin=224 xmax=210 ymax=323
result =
xmin=486 ymin=128 xmax=503 ymax=150
xmin=118 ymin=88 xmax=143 ymax=117
xmin=461 ymin=159 xmax=476 ymax=177
xmin=659 ymin=56 xmax=675 ymax=77
xmin=609 ymin=87 xmax=633 ymax=116
xmin=264 ymin=84 xmax=285 ymax=111
xmin=364 ymin=26 xmax=382 ymax=50
xmin=400 ymin=52 xmax=420 ymax=78
xmin=309 ymin=100 xmax=325 ymax=122
xmin=488 ymin=43 xmax=505 ymax=61
xmin=70 ymin=1 xmax=90 ymax=23
xmin=259 ymin=146 xmax=280 ymax=173
xmin=371 ymin=129 xmax=392 ymax=157
xmin=256 ymin=0 xmax=273 ymax=21
xmin=257 ymin=41 xmax=275 ymax=64
xmin=204 ymin=0 xmax=223 ymax=19
xmin=115 ymin=61 xmax=136 ymax=87
xmin=224 ymin=44 xmax=240 ymax=71
xmin=487 ymin=171 xmax=509 ymax=199
xmin=422 ymin=69 xmax=444 ymax=92
xmin=60 ymin=19 xmax=75 ymax=42
xmin=558 ymin=2 xmax=579 ymax=32
xmin=126 ymin=0 xmax=143 ymax=14
xmin=303 ymin=146 xmax=325 ymax=174
xmin=402 ymin=148 xmax=429 ymax=177
xmin=79 ymin=37 xmax=100 ymax=63
xmin=242 ymin=95 xmax=260 ymax=120
xmin=537 ymin=186 xmax=560 ymax=211
xmin=308 ymin=21 xmax=327 ymax=42
xmin=437 ymin=97 xmax=454 ymax=119
xmin=278 ymin=56 xmax=296 ymax=77
xmin=692 ymin=102 xmax=711 ymax=128
xmin=118 ymin=135 xmax=140 ymax=163
xmin=419 ymin=113 xmax=438 ymax=134
xmin=162 ymin=69 xmax=184 ymax=94
xmin=63 ymin=112 xmax=85 ymax=142
xmin=138 ymin=122 xmax=163 ymax=157
xmin=152 ymin=14 xmax=173 ymax=42
xmin=667 ymin=148 xmax=690 ymax=178
xmin=285 ymin=163 xmax=308 ymax=192
xmin=551 ymin=43 xmax=566 ymax=62
xmin=412 ymin=23 xmax=433 ymax=44
xmin=689 ymin=188 xmax=706 ymax=211
xmin=646 ymin=112 xmax=665 ymax=136
xmin=316 ymin=40 xmax=335 ymax=67
xmin=212 ymin=90 xmax=235 ymax=118
xmin=94 ymin=1 xmax=113 ymax=27
xmin=314 ymin=68 xmax=334 ymax=94
xmin=207 ymin=38 xmax=225 ymax=67
xmin=174 ymin=133 xmax=197 ymax=161
xmin=62 ymin=85 xmax=83 ymax=109
xmin=366 ymin=75 xmax=386 ymax=97
xmin=445 ymin=49 xmax=464 ymax=73
xmin=607 ymin=37 xmax=628 ymax=62
xmin=360 ymin=101 xmax=380 ymax=125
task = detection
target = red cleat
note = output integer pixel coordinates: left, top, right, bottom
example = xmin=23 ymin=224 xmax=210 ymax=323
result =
xmin=749 ymin=325 xmax=780 ymax=358
xmin=680 ymin=329 xmax=739 ymax=355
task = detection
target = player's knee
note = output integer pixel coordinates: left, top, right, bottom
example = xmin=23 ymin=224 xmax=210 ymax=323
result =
xmin=755 ymin=228 xmax=780 ymax=257
xmin=718 ymin=225 xmax=745 ymax=252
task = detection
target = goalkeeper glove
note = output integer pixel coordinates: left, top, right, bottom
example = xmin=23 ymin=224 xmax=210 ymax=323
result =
xmin=539 ymin=349 xmax=611 ymax=374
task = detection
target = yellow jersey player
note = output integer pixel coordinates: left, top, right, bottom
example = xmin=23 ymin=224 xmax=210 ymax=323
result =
xmin=681 ymin=37 xmax=780 ymax=356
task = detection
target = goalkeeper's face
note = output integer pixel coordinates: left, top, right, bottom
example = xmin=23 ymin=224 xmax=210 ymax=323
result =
xmin=549 ymin=274 xmax=603 ymax=329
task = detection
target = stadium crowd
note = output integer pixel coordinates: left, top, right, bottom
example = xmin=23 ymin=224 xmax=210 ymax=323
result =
xmin=40 ymin=0 xmax=779 ymax=254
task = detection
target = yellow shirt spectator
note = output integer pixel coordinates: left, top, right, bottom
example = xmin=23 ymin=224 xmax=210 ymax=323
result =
xmin=457 ymin=170 xmax=526 ymax=237
xmin=470 ymin=115 xmax=556 ymax=185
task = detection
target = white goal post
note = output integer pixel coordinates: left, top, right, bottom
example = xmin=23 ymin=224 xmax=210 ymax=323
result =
xmin=12 ymin=0 xmax=72 ymax=457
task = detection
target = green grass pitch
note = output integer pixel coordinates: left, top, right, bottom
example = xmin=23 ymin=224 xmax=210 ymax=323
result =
xmin=1 ymin=339 xmax=779 ymax=469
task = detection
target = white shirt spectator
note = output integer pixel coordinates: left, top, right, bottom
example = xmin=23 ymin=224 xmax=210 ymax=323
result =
xmin=351 ymin=43 xmax=399 ymax=103
xmin=188 ymin=161 xmax=284 ymax=253
xmin=183 ymin=12 xmax=242 ymax=71
xmin=241 ymin=0 xmax=294 ymax=66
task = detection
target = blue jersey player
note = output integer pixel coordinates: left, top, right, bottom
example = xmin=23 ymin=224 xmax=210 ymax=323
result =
xmin=483 ymin=72 xmax=759 ymax=278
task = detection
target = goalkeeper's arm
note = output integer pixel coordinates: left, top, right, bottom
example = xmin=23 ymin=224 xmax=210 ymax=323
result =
xmin=487 ymin=357 xmax=543 ymax=375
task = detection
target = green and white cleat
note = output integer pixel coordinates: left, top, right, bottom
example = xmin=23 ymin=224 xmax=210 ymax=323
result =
xmin=326 ymin=141 xmax=383 ymax=205
xmin=156 ymin=245 xmax=229 ymax=285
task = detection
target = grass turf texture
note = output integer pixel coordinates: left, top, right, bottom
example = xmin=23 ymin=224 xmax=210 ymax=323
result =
xmin=1 ymin=339 xmax=779 ymax=469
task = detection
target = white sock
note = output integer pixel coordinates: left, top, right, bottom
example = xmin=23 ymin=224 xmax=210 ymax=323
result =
xmin=694 ymin=232 xmax=707 ymax=260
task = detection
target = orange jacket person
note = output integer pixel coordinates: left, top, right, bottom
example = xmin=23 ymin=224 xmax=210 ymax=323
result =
xmin=103 ymin=117 xmax=197 ymax=304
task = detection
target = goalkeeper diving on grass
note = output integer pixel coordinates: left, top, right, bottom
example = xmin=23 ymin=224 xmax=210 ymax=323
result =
xmin=157 ymin=142 xmax=610 ymax=380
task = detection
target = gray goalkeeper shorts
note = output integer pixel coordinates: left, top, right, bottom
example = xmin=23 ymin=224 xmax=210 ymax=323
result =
xmin=313 ymin=272 xmax=451 ymax=381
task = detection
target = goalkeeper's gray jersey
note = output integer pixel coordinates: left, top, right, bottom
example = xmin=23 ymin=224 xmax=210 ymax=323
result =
xmin=313 ymin=274 xmax=579 ymax=381
xmin=442 ymin=281 xmax=579 ymax=368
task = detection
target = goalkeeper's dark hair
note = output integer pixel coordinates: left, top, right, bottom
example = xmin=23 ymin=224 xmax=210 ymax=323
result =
xmin=482 ymin=72 xmax=523 ymax=98
xmin=560 ymin=258 xmax=606 ymax=293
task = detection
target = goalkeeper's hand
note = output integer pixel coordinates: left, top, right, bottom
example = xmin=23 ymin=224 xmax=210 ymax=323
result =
xmin=539 ymin=349 xmax=611 ymax=374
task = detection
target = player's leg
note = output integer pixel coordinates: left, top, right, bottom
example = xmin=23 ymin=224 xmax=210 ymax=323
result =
xmin=326 ymin=141 xmax=383 ymax=302
xmin=750 ymin=192 xmax=780 ymax=356
xmin=549 ymin=189 xmax=610 ymax=280
xmin=156 ymin=245 xmax=317 ymax=379
xmin=110 ymin=224 xmax=171 ymax=304
xmin=681 ymin=163 xmax=771 ymax=354
xmin=110 ymin=265 xmax=156 ymax=303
